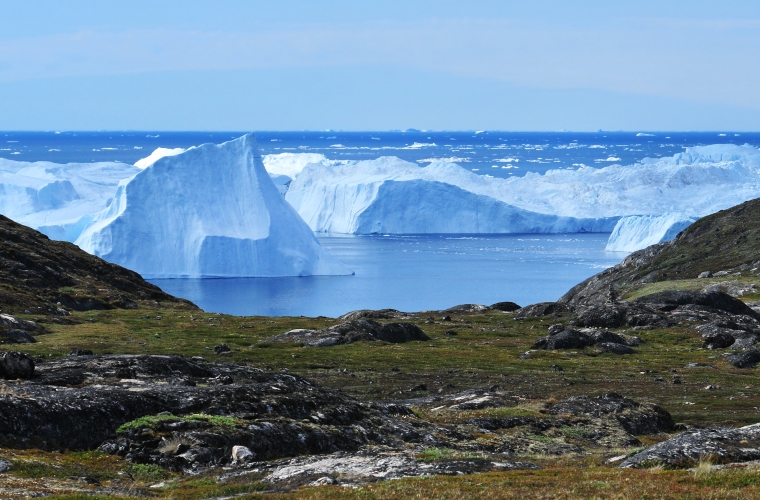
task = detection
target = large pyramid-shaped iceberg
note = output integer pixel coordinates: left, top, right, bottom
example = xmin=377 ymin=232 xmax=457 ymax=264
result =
xmin=76 ymin=134 xmax=352 ymax=278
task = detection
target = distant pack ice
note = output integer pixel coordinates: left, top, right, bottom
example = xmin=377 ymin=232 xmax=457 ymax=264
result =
xmin=0 ymin=158 xmax=139 ymax=241
xmin=76 ymin=134 xmax=352 ymax=278
xmin=285 ymin=145 xmax=760 ymax=239
xmin=605 ymin=213 xmax=698 ymax=252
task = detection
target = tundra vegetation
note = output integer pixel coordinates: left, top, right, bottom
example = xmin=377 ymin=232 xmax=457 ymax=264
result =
xmin=4 ymin=201 xmax=760 ymax=498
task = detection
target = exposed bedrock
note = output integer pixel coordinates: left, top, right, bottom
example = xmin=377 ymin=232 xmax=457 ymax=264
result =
xmin=265 ymin=320 xmax=430 ymax=347
xmin=621 ymin=423 xmax=760 ymax=468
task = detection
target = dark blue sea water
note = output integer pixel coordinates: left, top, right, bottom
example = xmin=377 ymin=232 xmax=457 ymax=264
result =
xmin=3 ymin=130 xmax=750 ymax=316
xmin=1 ymin=130 xmax=758 ymax=178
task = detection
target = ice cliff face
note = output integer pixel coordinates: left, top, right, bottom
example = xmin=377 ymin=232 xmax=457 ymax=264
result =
xmin=286 ymin=145 xmax=760 ymax=235
xmin=287 ymin=157 xmax=617 ymax=234
xmin=0 ymin=158 xmax=139 ymax=241
xmin=605 ymin=213 xmax=698 ymax=252
xmin=76 ymin=134 xmax=352 ymax=278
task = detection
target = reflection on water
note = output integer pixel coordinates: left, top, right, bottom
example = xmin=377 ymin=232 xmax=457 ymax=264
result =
xmin=149 ymin=233 xmax=623 ymax=317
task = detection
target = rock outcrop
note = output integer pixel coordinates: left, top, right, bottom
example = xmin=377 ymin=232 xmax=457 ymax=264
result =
xmin=265 ymin=320 xmax=430 ymax=347
xmin=0 ymin=215 xmax=194 ymax=315
xmin=559 ymin=198 xmax=760 ymax=307
xmin=621 ymin=423 xmax=760 ymax=468
xmin=533 ymin=325 xmax=640 ymax=353
xmin=543 ymin=393 xmax=674 ymax=436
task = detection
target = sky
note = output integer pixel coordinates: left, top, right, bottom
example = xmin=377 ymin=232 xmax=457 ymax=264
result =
xmin=1 ymin=1 xmax=759 ymax=131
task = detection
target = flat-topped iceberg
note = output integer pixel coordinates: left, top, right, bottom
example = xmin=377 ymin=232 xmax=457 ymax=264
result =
xmin=285 ymin=144 xmax=760 ymax=234
xmin=286 ymin=157 xmax=617 ymax=234
xmin=76 ymin=134 xmax=352 ymax=278
xmin=0 ymin=158 xmax=139 ymax=241
xmin=605 ymin=213 xmax=698 ymax=252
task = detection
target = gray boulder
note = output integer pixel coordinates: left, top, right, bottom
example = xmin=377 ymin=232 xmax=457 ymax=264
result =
xmin=339 ymin=309 xmax=408 ymax=321
xmin=597 ymin=342 xmax=635 ymax=355
xmin=570 ymin=303 xmax=669 ymax=329
xmin=0 ymin=351 xmax=35 ymax=379
xmin=635 ymin=290 xmax=760 ymax=320
xmin=444 ymin=304 xmax=489 ymax=314
xmin=544 ymin=393 xmax=674 ymax=436
xmin=702 ymin=332 xmax=736 ymax=349
xmin=726 ymin=349 xmax=760 ymax=368
xmin=0 ymin=329 xmax=36 ymax=344
xmin=267 ymin=320 xmax=429 ymax=347
xmin=533 ymin=328 xmax=595 ymax=350
xmin=489 ymin=301 xmax=521 ymax=312
xmin=588 ymin=330 xmax=629 ymax=345
xmin=515 ymin=302 xmax=571 ymax=319
xmin=621 ymin=423 xmax=760 ymax=468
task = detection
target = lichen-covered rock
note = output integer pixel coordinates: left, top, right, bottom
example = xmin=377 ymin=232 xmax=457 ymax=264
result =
xmin=515 ymin=302 xmax=571 ymax=319
xmin=588 ymin=330 xmax=630 ymax=345
xmin=620 ymin=423 xmax=760 ymax=468
xmin=231 ymin=445 xmax=255 ymax=461
xmin=702 ymin=332 xmax=736 ymax=349
xmin=570 ymin=304 xmax=628 ymax=328
xmin=634 ymin=290 xmax=760 ymax=320
xmin=597 ymin=342 xmax=635 ymax=355
xmin=0 ymin=329 xmax=35 ymax=344
xmin=0 ymin=353 xmax=446 ymax=472
xmin=490 ymin=301 xmax=521 ymax=312
xmin=0 ymin=215 xmax=194 ymax=316
xmin=726 ymin=349 xmax=760 ymax=368
xmin=533 ymin=328 xmax=595 ymax=350
xmin=266 ymin=320 xmax=429 ymax=347
xmin=0 ymin=351 xmax=34 ymax=379
xmin=543 ymin=393 xmax=674 ymax=436
xmin=338 ymin=309 xmax=409 ymax=321
xmin=261 ymin=451 xmax=540 ymax=488
xmin=443 ymin=304 xmax=489 ymax=314
xmin=570 ymin=303 xmax=669 ymax=329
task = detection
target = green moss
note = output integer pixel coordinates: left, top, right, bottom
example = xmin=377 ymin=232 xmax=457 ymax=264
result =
xmin=125 ymin=462 xmax=171 ymax=482
xmin=117 ymin=413 xmax=238 ymax=433
xmin=416 ymin=447 xmax=485 ymax=462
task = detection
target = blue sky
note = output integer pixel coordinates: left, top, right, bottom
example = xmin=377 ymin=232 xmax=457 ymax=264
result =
xmin=1 ymin=1 xmax=759 ymax=131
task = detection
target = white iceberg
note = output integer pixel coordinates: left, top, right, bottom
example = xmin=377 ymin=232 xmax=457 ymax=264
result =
xmin=134 ymin=147 xmax=185 ymax=168
xmin=0 ymin=158 xmax=139 ymax=241
xmin=262 ymin=152 xmax=332 ymax=178
xmin=605 ymin=213 xmax=698 ymax=252
xmin=76 ymin=134 xmax=352 ymax=278
xmin=286 ymin=144 xmax=760 ymax=234
xmin=286 ymin=157 xmax=618 ymax=234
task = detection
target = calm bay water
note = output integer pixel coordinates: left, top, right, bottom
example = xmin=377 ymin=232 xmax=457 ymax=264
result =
xmin=149 ymin=233 xmax=621 ymax=317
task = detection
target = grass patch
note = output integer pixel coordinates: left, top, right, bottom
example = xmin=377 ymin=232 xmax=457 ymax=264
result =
xmin=117 ymin=413 xmax=238 ymax=433
xmin=416 ymin=447 xmax=486 ymax=462
xmin=126 ymin=462 xmax=171 ymax=482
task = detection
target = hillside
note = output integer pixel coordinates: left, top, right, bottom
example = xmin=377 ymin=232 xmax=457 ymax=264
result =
xmin=0 ymin=214 xmax=194 ymax=315
xmin=560 ymin=197 xmax=760 ymax=305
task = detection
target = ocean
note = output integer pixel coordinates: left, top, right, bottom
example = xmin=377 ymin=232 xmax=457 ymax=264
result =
xmin=2 ymin=130 xmax=758 ymax=178
xmin=3 ymin=130 xmax=753 ymax=316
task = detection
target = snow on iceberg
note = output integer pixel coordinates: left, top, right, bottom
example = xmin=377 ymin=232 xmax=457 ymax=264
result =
xmin=76 ymin=134 xmax=352 ymax=278
xmin=262 ymin=152 xmax=332 ymax=178
xmin=134 ymin=147 xmax=185 ymax=168
xmin=286 ymin=157 xmax=618 ymax=234
xmin=605 ymin=213 xmax=698 ymax=252
xmin=286 ymin=144 xmax=760 ymax=234
xmin=0 ymin=158 xmax=139 ymax=241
